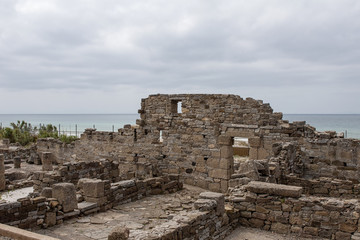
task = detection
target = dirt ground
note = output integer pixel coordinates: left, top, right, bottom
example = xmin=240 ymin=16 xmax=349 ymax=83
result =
xmin=225 ymin=226 xmax=326 ymax=240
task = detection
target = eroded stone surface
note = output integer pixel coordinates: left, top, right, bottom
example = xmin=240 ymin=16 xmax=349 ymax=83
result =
xmin=245 ymin=181 xmax=303 ymax=197
xmin=35 ymin=185 xmax=204 ymax=240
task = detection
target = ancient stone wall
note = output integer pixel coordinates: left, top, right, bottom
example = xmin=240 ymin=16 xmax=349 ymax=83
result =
xmin=230 ymin=181 xmax=360 ymax=239
xmin=1 ymin=175 xmax=183 ymax=230
xmin=33 ymin=94 xmax=359 ymax=193
xmin=32 ymin=159 xmax=120 ymax=192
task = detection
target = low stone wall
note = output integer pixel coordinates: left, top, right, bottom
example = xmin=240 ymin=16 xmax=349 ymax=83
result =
xmin=78 ymin=175 xmax=184 ymax=211
xmin=120 ymin=192 xmax=234 ymax=240
xmin=282 ymin=175 xmax=360 ymax=198
xmin=1 ymin=175 xmax=183 ymax=230
xmin=0 ymin=196 xmax=49 ymax=228
xmin=230 ymin=181 xmax=360 ymax=240
xmin=32 ymin=159 xmax=120 ymax=192
xmin=0 ymin=146 xmax=37 ymax=161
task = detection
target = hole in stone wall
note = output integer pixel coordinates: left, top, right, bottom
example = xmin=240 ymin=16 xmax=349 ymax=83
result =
xmin=343 ymin=162 xmax=347 ymax=167
xmin=144 ymin=129 xmax=148 ymax=135
xmin=192 ymin=161 xmax=196 ymax=166
xmin=204 ymin=157 xmax=208 ymax=161
xmin=171 ymin=100 xmax=183 ymax=114
xmin=232 ymin=137 xmax=249 ymax=172
xmin=134 ymin=129 xmax=137 ymax=142
xmin=177 ymin=101 xmax=182 ymax=113
xmin=186 ymin=168 xmax=193 ymax=174
xmin=159 ymin=130 xmax=163 ymax=143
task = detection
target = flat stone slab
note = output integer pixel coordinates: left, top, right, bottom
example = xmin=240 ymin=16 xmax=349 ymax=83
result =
xmin=245 ymin=181 xmax=303 ymax=198
xmin=78 ymin=201 xmax=98 ymax=213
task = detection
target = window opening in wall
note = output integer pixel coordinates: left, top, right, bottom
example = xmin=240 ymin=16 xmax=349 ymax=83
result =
xmin=134 ymin=129 xmax=137 ymax=142
xmin=159 ymin=130 xmax=163 ymax=143
xmin=177 ymin=101 xmax=182 ymax=113
xmin=171 ymin=100 xmax=183 ymax=114
xmin=232 ymin=137 xmax=249 ymax=172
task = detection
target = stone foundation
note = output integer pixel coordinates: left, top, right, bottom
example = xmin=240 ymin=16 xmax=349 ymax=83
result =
xmin=229 ymin=181 xmax=360 ymax=239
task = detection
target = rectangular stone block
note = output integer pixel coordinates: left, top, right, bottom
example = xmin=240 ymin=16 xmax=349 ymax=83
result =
xmin=245 ymin=181 xmax=303 ymax=198
xmin=220 ymin=146 xmax=233 ymax=159
xmin=42 ymin=152 xmax=53 ymax=171
xmin=218 ymin=136 xmax=232 ymax=145
xmin=52 ymin=183 xmax=78 ymax=213
xmin=83 ymin=179 xmax=105 ymax=198
xmin=248 ymin=137 xmax=261 ymax=147
xmin=209 ymin=169 xmax=231 ymax=180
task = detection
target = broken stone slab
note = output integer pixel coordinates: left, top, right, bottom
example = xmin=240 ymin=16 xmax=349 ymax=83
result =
xmin=108 ymin=226 xmax=129 ymax=240
xmin=52 ymin=183 xmax=78 ymax=213
xmin=114 ymin=180 xmax=136 ymax=188
xmin=78 ymin=201 xmax=98 ymax=213
xmin=245 ymin=181 xmax=303 ymax=198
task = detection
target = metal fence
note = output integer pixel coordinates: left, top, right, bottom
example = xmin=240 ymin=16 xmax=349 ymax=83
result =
xmin=0 ymin=123 xmax=117 ymax=138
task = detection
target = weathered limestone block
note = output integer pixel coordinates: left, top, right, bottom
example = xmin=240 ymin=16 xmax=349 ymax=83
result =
xmin=220 ymin=146 xmax=233 ymax=159
xmin=40 ymin=187 xmax=53 ymax=198
xmin=52 ymin=183 xmax=78 ymax=213
xmin=218 ymin=136 xmax=232 ymax=145
xmin=45 ymin=212 xmax=56 ymax=227
xmin=248 ymin=137 xmax=261 ymax=148
xmin=108 ymin=226 xmax=129 ymax=240
xmin=0 ymin=154 xmax=5 ymax=190
xmin=209 ymin=169 xmax=231 ymax=180
xmin=246 ymin=181 xmax=303 ymax=198
xmin=13 ymin=156 xmax=21 ymax=168
xmin=194 ymin=198 xmax=217 ymax=211
xmin=199 ymin=192 xmax=225 ymax=216
xmin=82 ymin=179 xmax=105 ymax=198
xmin=42 ymin=152 xmax=53 ymax=171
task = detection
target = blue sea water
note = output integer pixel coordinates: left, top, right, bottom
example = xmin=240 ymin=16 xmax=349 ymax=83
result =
xmin=283 ymin=114 xmax=360 ymax=139
xmin=0 ymin=114 xmax=138 ymax=136
xmin=0 ymin=114 xmax=359 ymax=139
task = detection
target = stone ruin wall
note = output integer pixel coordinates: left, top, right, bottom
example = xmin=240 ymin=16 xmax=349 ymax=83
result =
xmin=228 ymin=181 xmax=360 ymax=239
xmin=34 ymin=94 xmax=360 ymax=193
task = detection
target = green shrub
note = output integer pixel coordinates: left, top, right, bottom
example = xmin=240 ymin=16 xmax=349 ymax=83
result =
xmin=0 ymin=121 xmax=78 ymax=146
xmin=59 ymin=135 xmax=78 ymax=144
xmin=38 ymin=124 xmax=59 ymax=139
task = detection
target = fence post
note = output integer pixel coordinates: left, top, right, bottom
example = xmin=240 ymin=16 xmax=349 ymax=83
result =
xmin=93 ymin=124 xmax=95 ymax=129
xmin=345 ymin=130 xmax=348 ymax=138
xmin=76 ymin=124 xmax=77 ymax=137
xmin=59 ymin=124 xmax=60 ymax=136
xmin=112 ymin=125 xmax=114 ymax=132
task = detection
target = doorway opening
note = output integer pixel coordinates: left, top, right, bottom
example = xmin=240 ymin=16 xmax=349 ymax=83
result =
xmin=232 ymin=137 xmax=250 ymax=172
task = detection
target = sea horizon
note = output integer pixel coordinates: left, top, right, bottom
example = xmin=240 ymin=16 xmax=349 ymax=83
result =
xmin=1 ymin=113 xmax=359 ymax=139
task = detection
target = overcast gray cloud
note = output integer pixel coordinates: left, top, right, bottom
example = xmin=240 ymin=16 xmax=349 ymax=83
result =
xmin=0 ymin=0 xmax=360 ymax=113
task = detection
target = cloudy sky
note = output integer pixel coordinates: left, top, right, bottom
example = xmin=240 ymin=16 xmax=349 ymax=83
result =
xmin=0 ymin=0 xmax=359 ymax=114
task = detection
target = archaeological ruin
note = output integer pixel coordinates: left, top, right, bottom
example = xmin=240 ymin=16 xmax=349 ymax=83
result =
xmin=1 ymin=93 xmax=360 ymax=240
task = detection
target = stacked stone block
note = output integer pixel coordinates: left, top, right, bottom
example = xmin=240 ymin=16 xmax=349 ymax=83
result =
xmin=230 ymin=181 xmax=360 ymax=239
